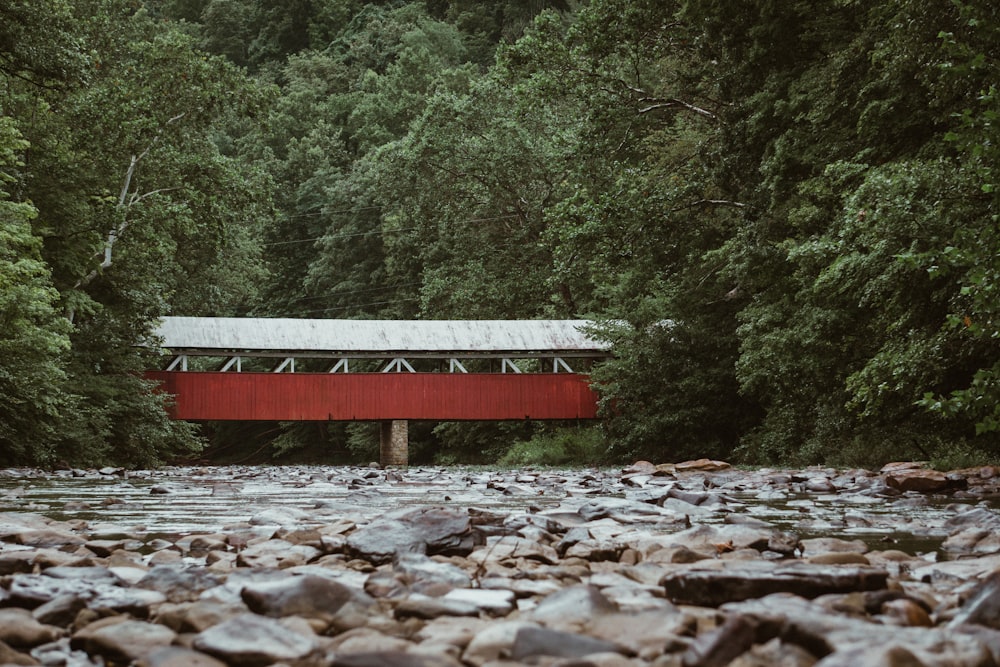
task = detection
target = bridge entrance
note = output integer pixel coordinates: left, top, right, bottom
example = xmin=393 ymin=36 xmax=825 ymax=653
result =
xmin=147 ymin=317 xmax=610 ymax=464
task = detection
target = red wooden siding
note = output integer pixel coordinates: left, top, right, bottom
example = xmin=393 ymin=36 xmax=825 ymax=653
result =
xmin=145 ymin=371 xmax=600 ymax=421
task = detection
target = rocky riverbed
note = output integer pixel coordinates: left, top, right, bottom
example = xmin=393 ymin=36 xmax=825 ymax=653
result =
xmin=2 ymin=460 xmax=1000 ymax=666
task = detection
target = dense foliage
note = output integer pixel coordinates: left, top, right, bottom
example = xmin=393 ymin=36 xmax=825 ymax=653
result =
xmin=1 ymin=0 xmax=998 ymax=467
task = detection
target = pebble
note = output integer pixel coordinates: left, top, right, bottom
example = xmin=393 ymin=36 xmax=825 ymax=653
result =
xmin=0 ymin=461 xmax=997 ymax=665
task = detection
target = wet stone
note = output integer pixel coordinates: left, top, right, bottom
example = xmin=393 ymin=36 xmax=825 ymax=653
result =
xmin=510 ymin=625 xmax=623 ymax=661
xmin=135 ymin=646 xmax=229 ymax=667
xmin=884 ymin=468 xmax=950 ymax=493
xmin=441 ymin=588 xmax=515 ymax=615
xmin=241 ymin=573 xmax=374 ymax=629
xmin=236 ymin=539 xmax=322 ymax=568
xmin=394 ymin=596 xmax=481 ymax=619
xmin=329 ymin=652 xmax=463 ymax=667
xmin=346 ymin=507 xmax=475 ymax=564
xmin=0 ymin=608 xmax=62 ymax=648
xmin=32 ymin=593 xmax=88 ymax=627
xmin=75 ymin=619 xmax=176 ymax=664
xmin=192 ymin=613 xmax=318 ymax=667
xmin=3 ymin=463 xmax=1000 ymax=667
xmin=135 ymin=565 xmax=222 ymax=602
xmin=661 ymin=563 xmax=889 ymax=607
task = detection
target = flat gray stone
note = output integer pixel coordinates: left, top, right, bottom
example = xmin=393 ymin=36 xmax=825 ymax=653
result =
xmin=511 ymin=625 xmax=623 ymax=660
xmin=79 ymin=620 xmax=176 ymax=664
xmin=193 ymin=613 xmax=318 ymax=667
xmin=662 ymin=563 xmax=889 ymax=606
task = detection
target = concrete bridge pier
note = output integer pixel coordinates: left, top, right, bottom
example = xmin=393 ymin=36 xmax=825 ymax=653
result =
xmin=379 ymin=420 xmax=408 ymax=467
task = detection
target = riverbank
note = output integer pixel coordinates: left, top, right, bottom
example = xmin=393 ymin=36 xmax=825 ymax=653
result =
xmin=0 ymin=460 xmax=999 ymax=665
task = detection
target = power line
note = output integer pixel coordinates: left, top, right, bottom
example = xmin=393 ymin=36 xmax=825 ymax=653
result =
xmin=287 ymin=282 xmax=422 ymax=304
xmin=264 ymin=227 xmax=418 ymax=247
xmin=263 ymin=213 xmax=522 ymax=247
xmin=283 ymin=206 xmax=382 ymax=220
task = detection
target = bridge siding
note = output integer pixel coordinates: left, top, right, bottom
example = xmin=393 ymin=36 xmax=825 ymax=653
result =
xmin=146 ymin=372 xmax=600 ymax=421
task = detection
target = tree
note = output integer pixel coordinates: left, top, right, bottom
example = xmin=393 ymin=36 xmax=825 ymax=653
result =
xmin=1 ymin=0 xmax=271 ymax=466
xmin=911 ymin=1 xmax=1000 ymax=448
xmin=0 ymin=117 xmax=73 ymax=464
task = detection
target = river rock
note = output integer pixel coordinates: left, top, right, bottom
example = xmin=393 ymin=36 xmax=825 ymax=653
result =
xmin=944 ymin=507 xmax=1000 ymax=532
xmin=942 ymin=528 xmax=1000 ymax=556
xmin=510 ymin=625 xmax=624 ymax=660
xmin=16 ymin=528 xmax=86 ymax=549
xmin=441 ymin=588 xmax=515 ymax=615
xmin=529 ymin=584 xmax=618 ymax=626
xmin=393 ymin=552 xmax=472 ymax=591
xmin=241 ymin=573 xmax=374 ymax=631
xmin=75 ymin=619 xmax=176 ymax=664
xmin=0 ymin=551 xmax=37 ymax=575
xmin=394 ymin=596 xmax=481 ymax=619
xmin=135 ymin=646 xmax=229 ymax=667
xmin=661 ymin=562 xmax=889 ymax=606
xmin=43 ymin=565 xmax=122 ymax=583
xmin=682 ymin=613 xmax=760 ymax=667
xmin=8 ymin=463 xmax=1000 ymax=667
xmin=236 ymin=539 xmax=321 ymax=568
xmin=248 ymin=506 xmax=313 ymax=526
xmin=0 ymin=608 xmax=62 ymax=647
xmin=462 ymin=621 xmax=540 ymax=667
xmin=346 ymin=507 xmax=476 ymax=564
xmin=884 ymin=468 xmax=949 ymax=493
xmin=135 ymin=565 xmax=221 ymax=602
xmin=32 ymin=593 xmax=88 ymax=627
xmin=467 ymin=535 xmax=560 ymax=566
xmin=192 ymin=613 xmax=319 ymax=667
xmin=0 ymin=639 xmax=38 ymax=666
xmin=675 ymin=459 xmax=732 ymax=473
xmin=583 ymin=609 xmax=693 ymax=659
xmin=948 ymin=570 xmax=1000 ymax=630
xmin=329 ymin=652 xmax=463 ymax=667
xmin=724 ymin=594 xmax=994 ymax=665
xmin=727 ymin=637 xmax=818 ymax=667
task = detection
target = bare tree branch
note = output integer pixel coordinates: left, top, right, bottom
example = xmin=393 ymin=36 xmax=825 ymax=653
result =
xmin=638 ymin=99 xmax=717 ymax=120
xmin=671 ymin=198 xmax=747 ymax=213
xmin=68 ymin=113 xmax=187 ymax=321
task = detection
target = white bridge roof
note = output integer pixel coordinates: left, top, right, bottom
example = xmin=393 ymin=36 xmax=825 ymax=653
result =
xmin=154 ymin=317 xmax=610 ymax=356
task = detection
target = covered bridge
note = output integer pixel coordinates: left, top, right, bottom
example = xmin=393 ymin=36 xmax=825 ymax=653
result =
xmin=146 ymin=317 xmax=611 ymax=464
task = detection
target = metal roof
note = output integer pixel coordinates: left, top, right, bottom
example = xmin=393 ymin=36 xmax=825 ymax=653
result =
xmin=154 ymin=317 xmax=610 ymax=356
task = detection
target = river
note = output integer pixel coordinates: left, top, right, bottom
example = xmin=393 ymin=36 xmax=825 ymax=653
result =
xmin=0 ymin=464 xmax=981 ymax=558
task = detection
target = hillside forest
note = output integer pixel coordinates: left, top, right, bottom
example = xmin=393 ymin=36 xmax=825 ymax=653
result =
xmin=1 ymin=0 xmax=999 ymax=468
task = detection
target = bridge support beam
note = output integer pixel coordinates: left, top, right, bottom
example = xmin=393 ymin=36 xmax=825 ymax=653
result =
xmin=379 ymin=420 xmax=408 ymax=467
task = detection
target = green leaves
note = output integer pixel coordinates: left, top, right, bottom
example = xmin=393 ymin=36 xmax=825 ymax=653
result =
xmin=0 ymin=118 xmax=73 ymax=464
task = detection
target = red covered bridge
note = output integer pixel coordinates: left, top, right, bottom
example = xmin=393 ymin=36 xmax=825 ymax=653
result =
xmin=146 ymin=317 xmax=610 ymax=464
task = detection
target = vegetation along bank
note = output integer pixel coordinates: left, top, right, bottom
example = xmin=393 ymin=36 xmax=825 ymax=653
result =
xmin=1 ymin=1 xmax=998 ymax=468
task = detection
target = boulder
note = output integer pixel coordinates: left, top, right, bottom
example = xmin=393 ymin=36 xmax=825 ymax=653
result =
xmin=661 ymin=563 xmax=889 ymax=607
xmin=675 ymin=459 xmax=732 ymax=472
xmin=510 ymin=626 xmax=623 ymax=661
xmin=193 ymin=613 xmax=319 ymax=667
xmin=346 ymin=507 xmax=476 ymax=564
xmin=884 ymin=469 xmax=949 ymax=493
xmin=0 ymin=608 xmax=62 ymax=647
xmin=76 ymin=619 xmax=176 ymax=664
xmin=241 ymin=573 xmax=374 ymax=630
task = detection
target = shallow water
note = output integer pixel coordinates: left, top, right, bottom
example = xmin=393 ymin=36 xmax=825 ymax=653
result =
xmin=0 ymin=466 xmax=984 ymax=559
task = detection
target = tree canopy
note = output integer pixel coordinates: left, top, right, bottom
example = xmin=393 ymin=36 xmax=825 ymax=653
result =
xmin=2 ymin=0 xmax=998 ymax=467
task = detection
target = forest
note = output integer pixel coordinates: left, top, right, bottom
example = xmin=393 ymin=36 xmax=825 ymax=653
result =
xmin=1 ymin=0 xmax=998 ymax=469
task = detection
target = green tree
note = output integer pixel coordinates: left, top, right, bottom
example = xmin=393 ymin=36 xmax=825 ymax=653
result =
xmin=2 ymin=1 xmax=271 ymax=466
xmin=0 ymin=117 xmax=73 ymax=464
xmin=911 ymin=1 xmax=1000 ymax=448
